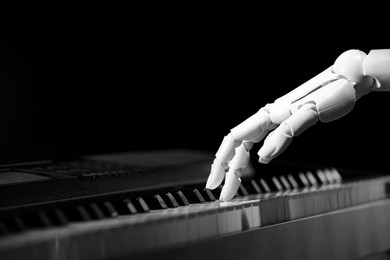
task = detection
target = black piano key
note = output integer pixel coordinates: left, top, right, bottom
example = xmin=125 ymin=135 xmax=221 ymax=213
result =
xmin=166 ymin=192 xmax=179 ymax=208
xmin=287 ymin=174 xmax=299 ymax=189
xmin=154 ymin=194 xmax=168 ymax=209
xmin=316 ymin=169 xmax=328 ymax=185
xmin=123 ymin=199 xmax=138 ymax=214
xmin=239 ymin=184 xmax=249 ymax=196
xmin=272 ymin=177 xmax=284 ymax=191
xmin=278 ymin=176 xmax=290 ymax=190
xmin=14 ymin=215 xmax=27 ymax=231
xmin=250 ymin=179 xmax=261 ymax=193
xmin=206 ymin=185 xmax=222 ymax=199
xmin=53 ymin=208 xmax=69 ymax=225
xmin=298 ymin=172 xmax=310 ymax=187
xmin=77 ymin=205 xmax=92 ymax=221
xmin=193 ymin=188 xmax=205 ymax=203
xmin=176 ymin=191 xmax=190 ymax=206
xmin=90 ymin=203 xmax=105 ymax=219
xmin=305 ymin=171 xmax=318 ymax=187
xmin=137 ymin=197 xmax=150 ymax=212
xmin=260 ymin=178 xmax=271 ymax=193
xmin=37 ymin=211 xmax=53 ymax=227
xmin=0 ymin=221 xmax=8 ymax=235
xmin=204 ymin=189 xmax=216 ymax=201
xmin=103 ymin=201 xmax=119 ymax=218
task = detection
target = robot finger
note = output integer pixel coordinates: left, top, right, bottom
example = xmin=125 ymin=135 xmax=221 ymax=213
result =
xmin=258 ymin=102 xmax=319 ymax=164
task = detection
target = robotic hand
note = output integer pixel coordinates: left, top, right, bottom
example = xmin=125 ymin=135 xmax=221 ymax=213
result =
xmin=206 ymin=49 xmax=390 ymax=201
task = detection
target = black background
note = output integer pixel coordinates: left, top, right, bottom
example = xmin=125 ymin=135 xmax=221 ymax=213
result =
xmin=0 ymin=12 xmax=388 ymax=174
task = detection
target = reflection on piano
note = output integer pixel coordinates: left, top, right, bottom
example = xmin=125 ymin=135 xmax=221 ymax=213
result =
xmin=0 ymin=149 xmax=390 ymax=260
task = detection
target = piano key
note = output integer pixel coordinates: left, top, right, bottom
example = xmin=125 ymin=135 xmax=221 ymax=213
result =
xmin=76 ymin=205 xmax=92 ymax=221
xmin=193 ymin=188 xmax=205 ymax=203
xmin=330 ymin=167 xmax=343 ymax=183
xmin=154 ymin=194 xmax=168 ymax=209
xmin=259 ymin=178 xmax=271 ymax=193
xmin=186 ymin=208 xmax=199 ymax=241
xmin=136 ymin=196 xmax=150 ymax=212
xmin=166 ymin=192 xmax=179 ymax=208
xmin=103 ymin=201 xmax=119 ymax=218
xmin=204 ymin=188 xmax=216 ymax=201
xmin=241 ymin=202 xmax=254 ymax=230
xmin=316 ymin=169 xmax=328 ymax=185
xmin=323 ymin=168 xmax=336 ymax=184
xmin=0 ymin=221 xmax=8 ymax=235
xmin=287 ymin=174 xmax=299 ymax=190
xmin=233 ymin=204 xmax=243 ymax=232
xmin=197 ymin=205 xmax=218 ymax=239
xmin=267 ymin=196 xmax=278 ymax=225
xmin=239 ymin=184 xmax=249 ymax=196
xmin=276 ymin=195 xmax=286 ymax=222
xmin=305 ymin=171 xmax=318 ymax=187
xmin=260 ymin=197 xmax=270 ymax=226
xmin=37 ymin=211 xmax=53 ymax=227
xmin=172 ymin=210 xmax=190 ymax=244
xmin=251 ymin=200 xmax=261 ymax=227
xmin=250 ymin=179 xmax=261 ymax=193
xmin=215 ymin=204 xmax=228 ymax=235
xmin=123 ymin=199 xmax=138 ymax=214
xmin=279 ymin=175 xmax=291 ymax=190
xmin=90 ymin=203 xmax=105 ymax=219
xmin=272 ymin=177 xmax=283 ymax=191
xmin=298 ymin=172 xmax=310 ymax=187
xmin=53 ymin=208 xmax=69 ymax=225
xmin=176 ymin=191 xmax=190 ymax=206
xmin=225 ymin=204 xmax=237 ymax=233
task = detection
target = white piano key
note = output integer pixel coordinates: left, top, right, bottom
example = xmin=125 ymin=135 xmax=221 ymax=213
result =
xmin=337 ymin=187 xmax=346 ymax=209
xmin=233 ymin=204 xmax=243 ymax=232
xmin=226 ymin=205 xmax=237 ymax=233
xmin=217 ymin=205 xmax=229 ymax=235
xmin=251 ymin=200 xmax=261 ymax=228
xmin=276 ymin=195 xmax=286 ymax=222
xmin=242 ymin=202 xmax=254 ymax=230
xmin=268 ymin=196 xmax=278 ymax=225
xmin=330 ymin=188 xmax=339 ymax=210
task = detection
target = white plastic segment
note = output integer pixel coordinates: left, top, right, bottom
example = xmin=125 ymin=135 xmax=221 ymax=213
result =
xmin=290 ymin=79 xmax=356 ymax=123
xmin=258 ymin=103 xmax=318 ymax=163
xmin=364 ymin=49 xmax=390 ymax=91
xmin=219 ymin=144 xmax=251 ymax=200
xmin=270 ymin=67 xmax=341 ymax=124
xmin=230 ymin=107 xmax=275 ymax=143
xmin=219 ymin=170 xmax=241 ymax=201
xmin=332 ymin=49 xmax=375 ymax=99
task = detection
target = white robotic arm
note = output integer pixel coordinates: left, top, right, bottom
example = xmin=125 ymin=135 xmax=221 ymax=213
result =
xmin=206 ymin=49 xmax=390 ymax=201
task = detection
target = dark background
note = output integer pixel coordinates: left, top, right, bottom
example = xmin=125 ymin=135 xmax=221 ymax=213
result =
xmin=0 ymin=15 xmax=388 ymax=174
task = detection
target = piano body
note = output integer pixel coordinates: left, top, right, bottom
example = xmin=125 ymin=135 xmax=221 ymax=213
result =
xmin=0 ymin=149 xmax=390 ymax=260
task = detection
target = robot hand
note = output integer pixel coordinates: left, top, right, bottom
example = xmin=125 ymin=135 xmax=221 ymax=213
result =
xmin=206 ymin=49 xmax=390 ymax=201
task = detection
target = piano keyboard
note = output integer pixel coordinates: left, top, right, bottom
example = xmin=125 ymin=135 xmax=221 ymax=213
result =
xmin=0 ymin=150 xmax=390 ymax=260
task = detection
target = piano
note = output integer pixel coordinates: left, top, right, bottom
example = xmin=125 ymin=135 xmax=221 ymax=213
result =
xmin=1 ymin=149 xmax=390 ymax=260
